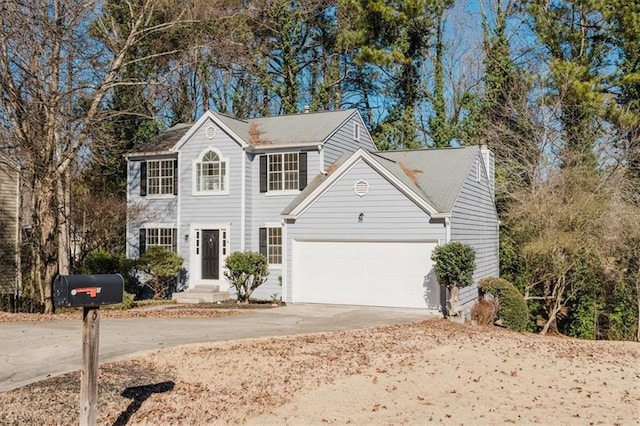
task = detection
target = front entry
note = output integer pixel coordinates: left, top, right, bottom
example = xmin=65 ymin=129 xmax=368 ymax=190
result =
xmin=201 ymin=230 xmax=220 ymax=280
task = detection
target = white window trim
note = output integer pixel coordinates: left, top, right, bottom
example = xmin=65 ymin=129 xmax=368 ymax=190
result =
xmin=264 ymin=190 xmax=301 ymax=197
xmin=263 ymin=223 xmax=283 ymax=269
xmin=142 ymin=223 xmax=177 ymax=253
xmin=267 ymin=152 xmax=299 ymax=193
xmin=193 ymin=147 xmax=229 ymax=196
xmin=353 ymin=122 xmax=361 ymax=141
xmin=146 ymin=159 xmax=175 ymax=196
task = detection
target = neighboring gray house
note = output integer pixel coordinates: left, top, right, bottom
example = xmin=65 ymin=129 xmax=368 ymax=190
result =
xmin=126 ymin=109 xmax=498 ymax=315
xmin=0 ymin=156 xmax=20 ymax=295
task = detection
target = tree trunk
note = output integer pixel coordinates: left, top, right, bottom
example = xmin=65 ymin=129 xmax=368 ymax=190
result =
xmin=33 ymin=176 xmax=59 ymax=313
xmin=57 ymin=168 xmax=70 ymax=276
xmin=447 ymin=286 xmax=460 ymax=318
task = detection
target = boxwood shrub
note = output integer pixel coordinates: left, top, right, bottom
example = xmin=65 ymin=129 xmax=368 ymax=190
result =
xmin=479 ymin=277 xmax=529 ymax=332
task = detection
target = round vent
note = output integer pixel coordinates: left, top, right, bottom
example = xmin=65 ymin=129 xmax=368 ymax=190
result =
xmin=353 ymin=180 xmax=369 ymax=197
xmin=205 ymin=125 xmax=217 ymax=139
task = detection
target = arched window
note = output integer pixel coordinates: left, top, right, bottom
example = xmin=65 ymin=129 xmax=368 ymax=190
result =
xmin=196 ymin=150 xmax=227 ymax=193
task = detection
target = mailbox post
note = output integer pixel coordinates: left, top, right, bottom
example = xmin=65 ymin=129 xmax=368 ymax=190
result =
xmin=54 ymin=274 xmax=124 ymax=426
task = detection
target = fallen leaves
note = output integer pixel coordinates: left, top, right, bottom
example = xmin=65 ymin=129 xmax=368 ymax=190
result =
xmin=0 ymin=318 xmax=638 ymax=425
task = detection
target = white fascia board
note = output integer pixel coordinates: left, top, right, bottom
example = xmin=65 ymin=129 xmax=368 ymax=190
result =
xmin=172 ymin=110 xmax=248 ymax=152
xmin=246 ymin=142 xmax=322 ymax=153
xmin=125 ymin=151 xmax=177 ymax=159
xmin=286 ymin=149 xmax=440 ymax=219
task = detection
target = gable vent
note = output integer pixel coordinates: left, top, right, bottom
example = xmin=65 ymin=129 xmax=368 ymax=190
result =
xmin=205 ymin=125 xmax=217 ymax=139
xmin=353 ymin=180 xmax=369 ymax=197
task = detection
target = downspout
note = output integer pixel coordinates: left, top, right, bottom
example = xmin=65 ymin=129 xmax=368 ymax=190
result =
xmin=444 ymin=217 xmax=451 ymax=243
xmin=240 ymin=149 xmax=246 ymax=251
xmin=281 ymin=218 xmax=288 ymax=304
xmin=318 ymin=144 xmax=325 ymax=172
xmin=176 ymin=152 xmax=181 ymax=256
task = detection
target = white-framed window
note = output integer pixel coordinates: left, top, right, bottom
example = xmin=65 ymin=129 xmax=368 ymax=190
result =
xmin=147 ymin=160 xmax=174 ymax=195
xmin=269 ymin=153 xmax=298 ymax=191
xmin=354 ymin=122 xmax=361 ymax=141
xmin=260 ymin=227 xmax=282 ymax=265
xmin=140 ymin=227 xmax=177 ymax=254
xmin=195 ymin=149 xmax=227 ymax=193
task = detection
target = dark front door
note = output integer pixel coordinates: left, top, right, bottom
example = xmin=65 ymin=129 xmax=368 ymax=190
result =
xmin=201 ymin=230 xmax=219 ymax=280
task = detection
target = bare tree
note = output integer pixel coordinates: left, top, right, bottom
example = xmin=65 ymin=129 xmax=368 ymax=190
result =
xmin=0 ymin=0 xmax=194 ymax=312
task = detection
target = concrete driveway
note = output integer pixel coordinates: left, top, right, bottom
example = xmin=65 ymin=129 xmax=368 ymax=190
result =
xmin=0 ymin=304 xmax=431 ymax=392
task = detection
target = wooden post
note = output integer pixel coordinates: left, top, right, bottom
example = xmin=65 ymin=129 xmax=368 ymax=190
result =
xmin=80 ymin=306 xmax=100 ymax=426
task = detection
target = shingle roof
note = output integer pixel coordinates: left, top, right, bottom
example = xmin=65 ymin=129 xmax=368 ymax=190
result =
xmin=128 ymin=123 xmax=193 ymax=154
xmin=282 ymin=146 xmax=479 ymax=217
xmin=242 ymin=109 xmax=356 ymax=146
xmin=129 ymin=109 xmax=358 ymax=155
xmin=374 ymin=146 xmax=478 ymax=212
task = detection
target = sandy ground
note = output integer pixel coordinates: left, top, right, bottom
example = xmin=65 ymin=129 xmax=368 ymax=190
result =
xmin=1 ymin=318 xmax=638 ymax=425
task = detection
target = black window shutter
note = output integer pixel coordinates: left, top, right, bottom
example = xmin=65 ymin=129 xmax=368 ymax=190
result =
xmin=172 ymin=228 xmax=177 ymax=252
xmin=140 ymin=161 xmax=147 ymax=196
xmin=139 ymin=228 xmax=146 ymax=256
xmin=259 ymin=227 xmax=267 ymax=257
xmin=298 ymin=152 xmax=307 ymax=190
xmin=173 ymin=159 xmax=178 ymax=195
xmin=259 ymin=155 xmax=268 ymax=193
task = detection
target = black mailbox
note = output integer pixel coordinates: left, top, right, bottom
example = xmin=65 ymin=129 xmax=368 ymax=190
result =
xmin=54 ymin=274 xmax=124 ymax=308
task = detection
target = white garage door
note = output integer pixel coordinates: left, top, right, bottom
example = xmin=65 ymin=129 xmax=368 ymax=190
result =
xmin=292 ymin=241 xmax=437 ymax=309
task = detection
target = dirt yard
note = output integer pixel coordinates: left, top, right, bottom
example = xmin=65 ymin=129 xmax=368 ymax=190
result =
xmin=1 ymin=317 xmax=638 ymax=425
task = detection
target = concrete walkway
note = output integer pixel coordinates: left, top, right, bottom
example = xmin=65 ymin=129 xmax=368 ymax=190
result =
xmin=0 ymin=304 xmax=431 ymax=392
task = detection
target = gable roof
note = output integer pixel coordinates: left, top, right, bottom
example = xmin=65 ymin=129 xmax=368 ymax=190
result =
xmin=127 ymin=109 xmax=358 ymax=156
xmin=283 ymin=145 xmax=481 ymax=218
xmin=373 ymin=146 xmax=478 ymax=212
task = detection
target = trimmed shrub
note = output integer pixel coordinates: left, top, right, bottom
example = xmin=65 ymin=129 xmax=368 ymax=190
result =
xmin=431 ymin=242 xmax=476 ymax=317
xmin=224 ymin=252 xmax=269 ymax=303
xmin=479 ymin=277 xmax=529 ymax=332
xmin=137 ymin=247 xmax=184 ymax=299
xmin=431 ymin=242 xmax=476 ymax=289
xmin=471 ymin=298 xmax=498 ymax=326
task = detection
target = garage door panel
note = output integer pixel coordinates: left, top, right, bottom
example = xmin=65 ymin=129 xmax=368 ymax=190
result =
xmin=292 ymin=241 xmax=437 ymax=309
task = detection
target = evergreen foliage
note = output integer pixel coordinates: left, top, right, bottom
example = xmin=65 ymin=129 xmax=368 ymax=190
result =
xmin=78 ymin=251 xmax=138 ymax=295
xmin=137 ymin=247 xmax=184 ymax=299
xmin=224 ymin=252 xmax=269 ymax=303
xmin=431 ymin=242 xmax=476 ymax=289
xmin=480 ymin=277 xmax=529 ymax=332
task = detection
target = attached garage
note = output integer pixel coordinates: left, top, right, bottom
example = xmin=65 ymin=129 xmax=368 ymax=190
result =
xmin=292 ymin=240 xmax=438 ymax=309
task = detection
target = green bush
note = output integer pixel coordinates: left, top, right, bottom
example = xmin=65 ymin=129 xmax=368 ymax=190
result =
xmin=224 ymin=252 xmax=269 ymax=303
xmin=78 ymin=251 xmax=138 ymax=294
xmin=480 ymin=277 xmax=529 ymax=332
xmin=431 ymin=242 xmax=476 ymax=289
xmin=137 ymin=247 xmax=183 ymax=299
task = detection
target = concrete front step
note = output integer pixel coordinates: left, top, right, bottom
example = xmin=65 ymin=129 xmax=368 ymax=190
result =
xmin=172 ymin=288 xmax=231 ymax=304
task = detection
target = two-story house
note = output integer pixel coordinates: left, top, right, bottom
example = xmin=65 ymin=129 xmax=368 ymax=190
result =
xmin=126 ymin=109 xmax=499 ymax=316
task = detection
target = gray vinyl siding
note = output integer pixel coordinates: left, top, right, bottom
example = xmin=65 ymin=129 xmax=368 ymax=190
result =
xmin=323 ymin=114 xmax=377 ymax=168
xmin=450 ymin=153 xmax=500 ymax=312
xmin=285 ymin=158 xmax=446 ymax=304
xmin=126 ymin=157 xmax=178 ymax=258
xmin=0 ymin=160 xmax=19 ymax=294
xmin=248 ymin=148 xmax=321 ymax=300
xmin=178 ymin=120 xmax=244 ymax=282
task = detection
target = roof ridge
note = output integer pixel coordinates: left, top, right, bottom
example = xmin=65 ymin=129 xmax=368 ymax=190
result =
xmin=379 ymin=145 xmax=474 ymax=153
xmin=246 ymin=108 xmax=356 ymax=121
xmin=211 ymin=111 xmax=249 ymax=123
